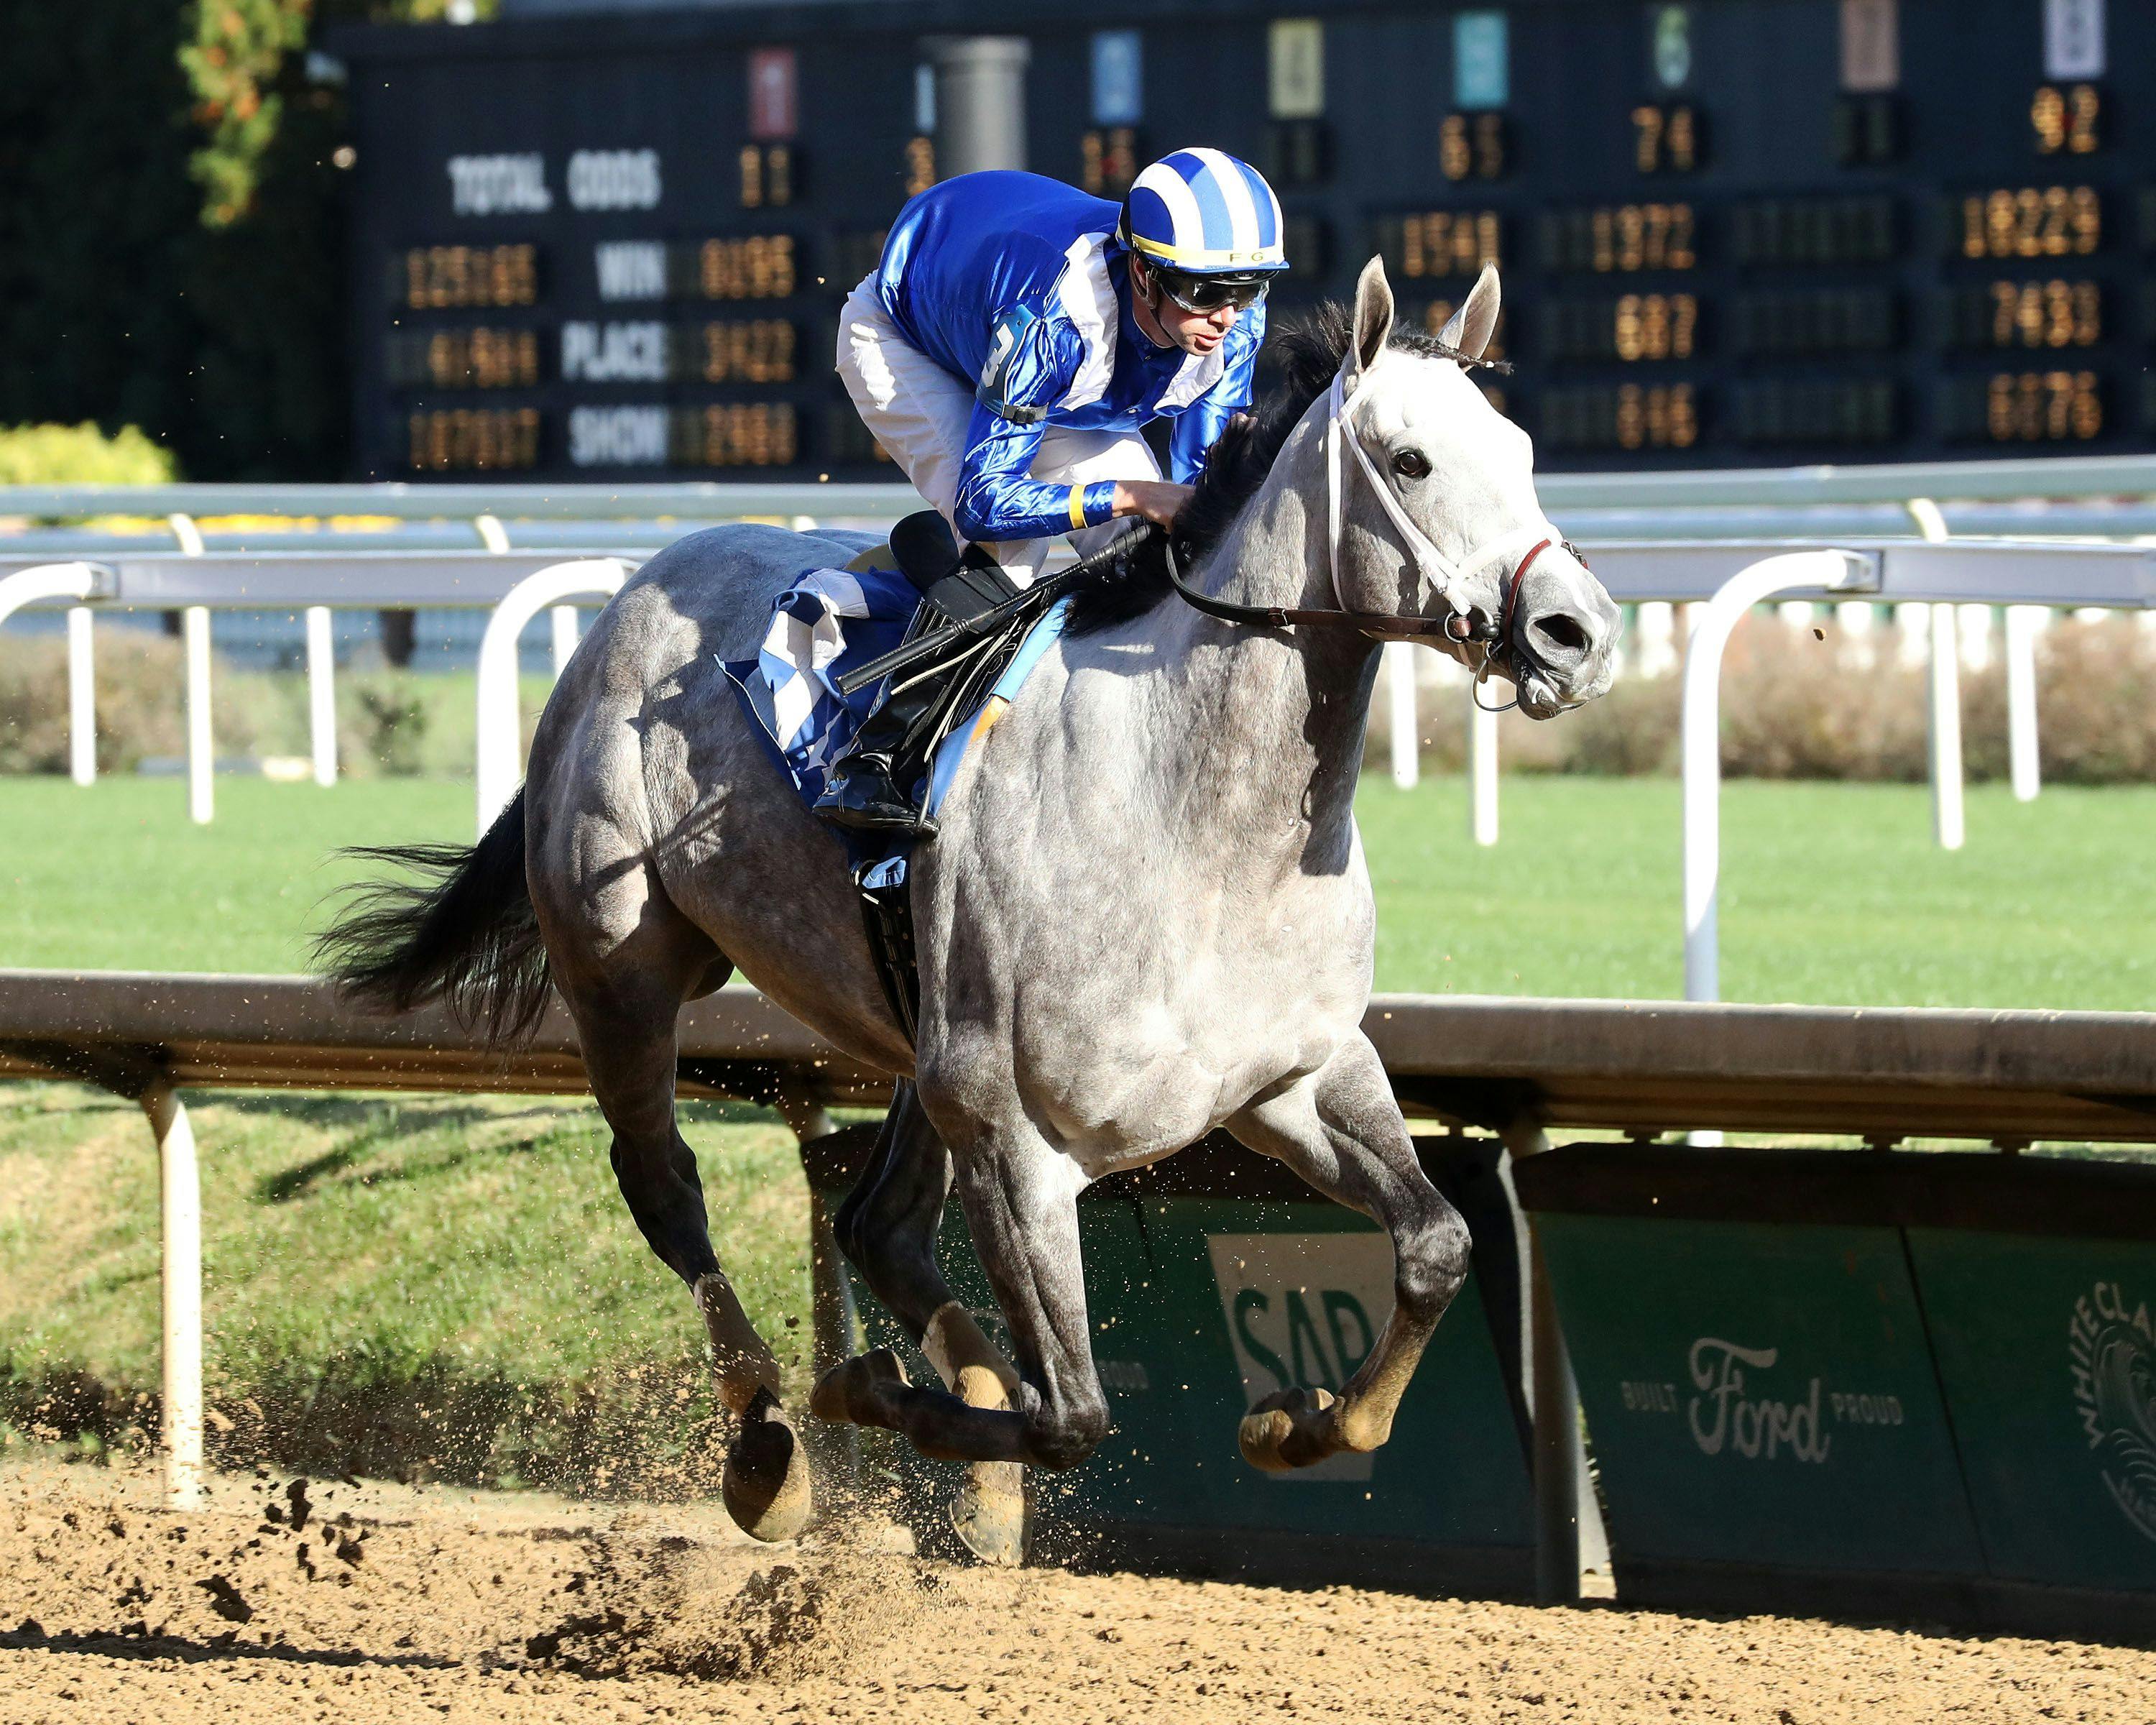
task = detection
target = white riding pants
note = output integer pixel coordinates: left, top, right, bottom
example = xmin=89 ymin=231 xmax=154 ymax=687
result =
xmin=835 ymin=276 xmax=1158 ymax=586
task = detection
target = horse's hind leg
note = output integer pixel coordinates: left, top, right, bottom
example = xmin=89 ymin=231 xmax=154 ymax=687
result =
xmin=829 ymin=1082 xmax=1028 ymax=1561
xmin=1224 ymin=1031 xmax=1472 ymax=1472
xmin=558 ymin=948 xmax=811 ymax=1541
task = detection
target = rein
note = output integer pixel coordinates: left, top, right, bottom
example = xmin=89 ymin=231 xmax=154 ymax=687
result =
xmin=1165 ymin=361 xmax=1572 ymax=684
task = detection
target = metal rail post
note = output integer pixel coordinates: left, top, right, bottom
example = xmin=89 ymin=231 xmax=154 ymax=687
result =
xmin=1907 ymin=499 xmax=1965 ymax=851
xmin=183 ymin=608 xmax=214 ymax=825
xmin=66 ymin=607 xmax=95 ymax=786
xmin=1499 ymin=1120 xmax=1603 ymax=1605
xmin=169 ymin=513 xmax=214 ymax=824
xmin=1634 ymin=600 xmax=1677 ymax=677
xmin=1470 ymin=691 xmax=1499 ymax=847
xmin=474 ymin=559 xmax=632 ymax=832
xmin=1837 ymin=599 xmax=1876 ymax=668
xmin=0 ymin=564 xmax=110 ymax=785
xmin=2004 ymin=605 xmax=2044 ymax=802
xmin=778 ymin=1085 xmax=860 ymax=1485
xmin=142 ymin=1082 xmax=206 ymax=1508
xmin=1386 ymin=641 xmax=1418 ymax=790
xmin=305 ymin=607 xmax=338 ymax=786
xmin=1684 ymin=551 xmax=1874 ymax=1005
xmin=550 ymin=607 xmax=581 ymax=675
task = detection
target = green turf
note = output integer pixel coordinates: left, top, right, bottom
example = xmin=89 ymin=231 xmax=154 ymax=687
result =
xmin=1356 ymin=776 xmax=2156 ymax=1011
xmin=0 ymin=1080 xmax=814 ymax=1490
xmin=5 ymin=770 xmax=2152 ymax=1008
xmin=1 ymin=775 xmax=474 ymax=975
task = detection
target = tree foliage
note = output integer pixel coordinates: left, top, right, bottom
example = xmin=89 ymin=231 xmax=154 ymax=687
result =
xmin=0 ymin=423 xmax=178 ymax=485
xmin=0 ymin=0 xmax=489 ymax=481
xmin=182 ymin=0 xmax=313 ymax=229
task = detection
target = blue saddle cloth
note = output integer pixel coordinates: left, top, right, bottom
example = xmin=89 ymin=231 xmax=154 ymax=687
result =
xmin=722 ymin=562 xmax=1072 ymax=879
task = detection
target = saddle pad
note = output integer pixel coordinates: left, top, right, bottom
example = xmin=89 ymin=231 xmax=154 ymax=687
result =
xmin=720 ymin=562 xmax=918 ymax=809
xmin=722 ymin=563 xmax=1072 ymax=874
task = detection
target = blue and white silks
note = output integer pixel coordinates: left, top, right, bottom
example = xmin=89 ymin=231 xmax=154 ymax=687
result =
xmin=871 ymin=170 xmax=1264 ymax=544
xmin=723 ymin=563 xmax=1072 ymax=875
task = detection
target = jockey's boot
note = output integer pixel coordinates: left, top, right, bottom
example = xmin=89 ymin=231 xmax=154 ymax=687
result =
xmin=813 ymin=673 xmax=944 ymax=837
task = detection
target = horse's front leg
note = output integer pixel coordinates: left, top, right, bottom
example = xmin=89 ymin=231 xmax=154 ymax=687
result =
xmin=814 ymin=1105 xmax=1110 ymax=1473
xmin=825 ymin=1081 xmax=1031 ymax=1562
xmin=1224 ymin=1031 xmax=1471 ymax=1471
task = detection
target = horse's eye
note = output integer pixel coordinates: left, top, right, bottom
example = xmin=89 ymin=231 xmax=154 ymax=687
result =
xmin=1391 ymin=448 xmax=1432 ymax=480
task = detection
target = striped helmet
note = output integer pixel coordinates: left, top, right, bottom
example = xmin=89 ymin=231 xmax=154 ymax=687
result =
xmin=1118 ymin=148 xmax=1289 ymax=277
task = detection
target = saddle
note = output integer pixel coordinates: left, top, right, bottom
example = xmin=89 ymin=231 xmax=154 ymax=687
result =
xmin=803 ymin=512 xmax=1153 ymax=1046
xmin=833 ymin=512 xmax=1056 ymax=1044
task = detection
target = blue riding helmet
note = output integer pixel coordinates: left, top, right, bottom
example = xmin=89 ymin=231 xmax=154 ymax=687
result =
xmin=1117 ymin=148 xmax=1291 ymax=278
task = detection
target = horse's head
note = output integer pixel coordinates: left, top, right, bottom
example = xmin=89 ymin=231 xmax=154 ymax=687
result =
xmin=1325 ymin=256 xmax=1619 ymax=718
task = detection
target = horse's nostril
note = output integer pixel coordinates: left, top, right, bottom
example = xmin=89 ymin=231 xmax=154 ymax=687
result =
xmin=1533 ymin=612 xmax=1591 ymax=656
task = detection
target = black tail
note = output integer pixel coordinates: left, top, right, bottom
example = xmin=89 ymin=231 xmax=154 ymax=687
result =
xmin=313 ymin=788 xmax=551 ymax=1046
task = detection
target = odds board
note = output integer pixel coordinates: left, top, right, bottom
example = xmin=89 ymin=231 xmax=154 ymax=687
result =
xmin=338 ymin=0 xmax=2152 ymax=479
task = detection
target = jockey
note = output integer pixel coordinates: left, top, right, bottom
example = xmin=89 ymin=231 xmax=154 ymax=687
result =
xmin=817 ymin=149 xmax=1290 ymax=833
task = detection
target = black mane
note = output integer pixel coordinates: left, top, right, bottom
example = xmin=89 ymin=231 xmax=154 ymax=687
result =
xmin=1063 ymin=305 xmax=1469 ymax=635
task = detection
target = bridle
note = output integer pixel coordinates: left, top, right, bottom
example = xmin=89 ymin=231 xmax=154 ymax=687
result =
xmin=1166 ymin=359 xmax=1578 ymax=696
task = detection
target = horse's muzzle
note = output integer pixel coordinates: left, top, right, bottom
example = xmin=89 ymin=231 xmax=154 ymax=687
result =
xmin=1506 ymin=552 xmax=1623 ymax=718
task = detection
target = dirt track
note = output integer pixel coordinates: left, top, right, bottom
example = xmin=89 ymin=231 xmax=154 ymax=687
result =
xmin=1 ymin=1462 xmax=2150 ymax=1724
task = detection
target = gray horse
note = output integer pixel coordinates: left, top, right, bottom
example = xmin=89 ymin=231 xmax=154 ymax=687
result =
xmin=319 ymin=259 xmax=1619 ymax=1556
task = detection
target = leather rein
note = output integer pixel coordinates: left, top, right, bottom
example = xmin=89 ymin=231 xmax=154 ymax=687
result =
xmin=1164 ymin=362 xmax=1574 ymax=690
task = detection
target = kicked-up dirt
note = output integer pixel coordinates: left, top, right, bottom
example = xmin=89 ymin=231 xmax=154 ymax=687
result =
xmin=0 ymin=1460 xmax=2150 ymax=1724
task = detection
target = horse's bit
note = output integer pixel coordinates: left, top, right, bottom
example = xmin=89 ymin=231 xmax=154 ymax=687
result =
xmin=1166 ymin=362 xmax=1579 ymax=702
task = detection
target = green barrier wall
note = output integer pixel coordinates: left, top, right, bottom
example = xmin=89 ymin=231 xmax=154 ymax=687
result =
xmin=810 ymin=1130 xmax=1534 ymax=1585
xmin=1516 ymin=1145 xmax=2156 ymax=1634
xmin=1911 ymin=1230 xmax=2156 ymax=1594
xmin=1534 ymin=1213 xmax=1981 ymax=1578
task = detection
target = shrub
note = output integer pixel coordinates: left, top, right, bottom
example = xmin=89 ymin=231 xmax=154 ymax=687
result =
xmin=1363 ymin=613 xmax=2156 ymax=785
xmin=342 ymin=674 xmax=431 ymax=776
xmin=0 ymin=422 xmax=176 ymax=486
xmin=0 ymin=630 xmax=263 ymax=773
xmin=1717 ymin=620 xmax=1931 ymax=781
xmin=1963 ymin=617 xmax=2156 ymax=786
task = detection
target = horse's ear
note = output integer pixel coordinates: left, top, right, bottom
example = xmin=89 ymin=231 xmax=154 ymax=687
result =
xmin=1438 ymin=261 xmax=1501 ymax=361
xmin=1344 ymin=256 xmax=1394 ymax=385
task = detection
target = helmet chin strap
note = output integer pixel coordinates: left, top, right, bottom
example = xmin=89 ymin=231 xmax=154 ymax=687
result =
xmin=1322 ymin=367 xmax=1560 ymax=679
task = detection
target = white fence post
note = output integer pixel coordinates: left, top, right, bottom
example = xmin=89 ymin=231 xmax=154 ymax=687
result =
xmin=306 ymin=606 xmax=338 ymax=787
xmin=169 ymin=512 xmax=214 ymax=824
xmin=1386 ymin=641 xmax=1418 ymax=790
xmin=1906 ymin=499 xmax=1963 ymax=852
xmin=1685 ymin=551 xmax=1871 ymax=1005
xmin=475 ymin=559 xmax=632 ymax=834
xmin=1470 ymin=691 xmax=1499 ymax=847
xmin=550 ymin=605 xmax=582 ymax=677
xmin=1837 ymin=601 xmax=1876 ymax=667
xmin=184 ymin=607 xmax=214 ymax=825
xmin=1927 ymin=604 xmax=1966 ymax=850
xmin=1894 ymin=602 xmax=1930 ymax=668
xmin=2004 ymin=605 xmax=2043 ymax=804
xmin=142 ymin=1082 xmax=206 ymax=1509
xmin=1635 ymin=600 xmax=1677 ymax=677
xmin=66 ymin=606 xmax=96 ymax=786
xmin=0 ymin=562 xmax=110 ymax=789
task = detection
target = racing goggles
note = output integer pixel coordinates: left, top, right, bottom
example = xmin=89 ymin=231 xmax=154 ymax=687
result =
xmin=1149 ymin=266 xmax=1271 ymax=316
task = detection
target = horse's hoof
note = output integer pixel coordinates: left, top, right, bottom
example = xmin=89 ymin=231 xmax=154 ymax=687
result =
xmin=810 ymin=1346 xmax=910 ymax=1428
xmin=949 ymin=1460 xmax=1028 ymax=1567
xmin=1238 ymin=1385 xmax=1337 ymax=1474
xmin=723 ymin=1397 xmax=813 ymax=1542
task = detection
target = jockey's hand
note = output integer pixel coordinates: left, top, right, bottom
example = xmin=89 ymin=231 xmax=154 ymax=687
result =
xmin=1112 ymin=479 xmax=1194 ymax=531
